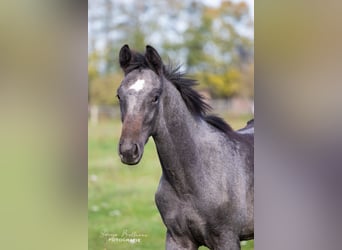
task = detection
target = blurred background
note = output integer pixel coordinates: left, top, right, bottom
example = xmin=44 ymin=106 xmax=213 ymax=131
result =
xmin=2 ymin=0 xmax=342 ymax=250
xmin=88 ymin=0 xmax=254 ymax=122
xmin=88 ymin=0 xmax=254 ymax=249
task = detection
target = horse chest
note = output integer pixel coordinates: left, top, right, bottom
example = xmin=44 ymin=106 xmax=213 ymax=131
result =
xmin=155 ymin=184 xmax=208 ymax=242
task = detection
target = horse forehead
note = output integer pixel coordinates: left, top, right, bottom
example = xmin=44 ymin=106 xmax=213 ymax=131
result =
xmin=124 ymin=70 xmax=159 ymax=91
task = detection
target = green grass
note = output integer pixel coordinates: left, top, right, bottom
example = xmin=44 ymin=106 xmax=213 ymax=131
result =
xmin=88 ymin=115 xmax=254 ymax=250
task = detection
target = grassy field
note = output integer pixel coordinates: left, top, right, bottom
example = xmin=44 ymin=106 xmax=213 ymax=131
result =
xmin=88 ymin=114 xmax=254 ymax=250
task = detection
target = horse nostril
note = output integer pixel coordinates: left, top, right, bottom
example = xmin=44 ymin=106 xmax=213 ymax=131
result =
xmin=119 ymin=141 xmax=140 ymax=162
xmin=133 ymin=143 xmax=139 ymax=156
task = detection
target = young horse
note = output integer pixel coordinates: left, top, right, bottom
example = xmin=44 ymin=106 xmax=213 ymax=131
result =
xmin=117 ymin=44 xmax=254 ymax=250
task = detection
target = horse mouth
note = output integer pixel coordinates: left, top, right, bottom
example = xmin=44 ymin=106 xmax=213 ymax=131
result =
xmin=119 ymin=152 xmax=143 ymax=165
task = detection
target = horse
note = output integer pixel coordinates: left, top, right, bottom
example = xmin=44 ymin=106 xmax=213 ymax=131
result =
xmin=117 ymin=44 xmax=254 ymax=250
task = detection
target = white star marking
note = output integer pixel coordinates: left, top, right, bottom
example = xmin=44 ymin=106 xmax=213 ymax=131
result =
xmin=129 ymin=79 xmax=145 ymax=92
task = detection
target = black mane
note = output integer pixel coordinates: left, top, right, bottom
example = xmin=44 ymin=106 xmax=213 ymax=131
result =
xmin=163 ymin=64 xmax=233 ymax=133
xmin=163 ymin=64 xmax=211 ymax=117
xmin=123 ymin=51 xmax=233 ymax=134
xmin=123 ymin=51 xmax=149 ymax=74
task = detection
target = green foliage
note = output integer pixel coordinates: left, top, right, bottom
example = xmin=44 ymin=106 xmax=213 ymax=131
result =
xmin=196 ymin=68 xmax=245 ymax=98
xmin=105 ymin=45 xmax=118 ymax=74
xmin=88 ymin=50 xmax=100 ymax=84
xmin=89 ymin=73 xmax=122 ymax=105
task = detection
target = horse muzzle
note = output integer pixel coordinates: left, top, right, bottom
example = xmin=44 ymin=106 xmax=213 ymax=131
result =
xmin=119 ymin=140 xmax=143 ymax=165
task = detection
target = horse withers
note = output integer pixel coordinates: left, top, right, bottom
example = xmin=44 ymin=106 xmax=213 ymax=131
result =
xmin=117 ymin=44 xmax=254 ymax=250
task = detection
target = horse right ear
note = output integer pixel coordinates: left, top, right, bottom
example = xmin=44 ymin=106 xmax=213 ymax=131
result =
xmin=145 ymin=45 xmax=163 ymax=74
xmin=119 ymin=44 xmax=132 ymax=70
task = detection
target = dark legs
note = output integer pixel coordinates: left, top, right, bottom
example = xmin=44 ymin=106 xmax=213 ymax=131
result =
xmin=164 ymin=230 xmax=240 ymax=250
xmin=165 ymin=231 xmax=198 ymax=250
xmin=213 ymin=231 xmax=241 ymax=250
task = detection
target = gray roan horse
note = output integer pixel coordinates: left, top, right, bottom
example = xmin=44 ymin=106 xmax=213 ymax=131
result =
xmin=117 ymin=44 xmax=254 ymax=250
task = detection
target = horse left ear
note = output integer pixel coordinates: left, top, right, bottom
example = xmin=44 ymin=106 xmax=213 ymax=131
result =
xmin=145 ymin=45 xmax=163 ymax=74
xmin=119 ymin=44 xmax=132 ymax=71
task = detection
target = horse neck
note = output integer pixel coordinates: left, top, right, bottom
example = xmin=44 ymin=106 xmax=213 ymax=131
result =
xmin=152 ymin=78 xmax=203 ymax=195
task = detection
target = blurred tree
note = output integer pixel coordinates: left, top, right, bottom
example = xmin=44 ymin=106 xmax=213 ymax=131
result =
xmin=89 ymin=73 xmax=122 ymax=106
xmin=241 ymin=62 xmax=254 ymax=98
xmin=88 ymin=50 xmax=100 ymax=103
xmin=88 ymin=50 xmax=100 ymax=84
xmin=162 ymin=0 xmax=253 ymax=98
xmin=88 ymin=0 xmax=254 ymax=103
xmin=115 ymin=1 xmax=146 ymax=51
xmin=196 ymin=67 xmax=242 ymax=98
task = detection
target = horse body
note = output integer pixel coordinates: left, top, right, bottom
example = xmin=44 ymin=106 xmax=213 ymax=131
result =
xmin=153 ymin=78 xmax=253 ymax=249
xmin=117 ymin=44 xmax=254 ymax=249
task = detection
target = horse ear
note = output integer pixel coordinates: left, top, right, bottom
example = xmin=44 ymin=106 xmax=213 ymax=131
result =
xmin=145 ymin=45 xmax=163 ymax=74
xmin=119 ymin=44 xmax=132 ymax=70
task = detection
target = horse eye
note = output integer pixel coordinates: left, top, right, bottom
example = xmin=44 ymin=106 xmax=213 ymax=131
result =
xmin=152 ymin=95 xmax=159 ymax=103
xmin=116 ymin=94 xmax=121 ymax=100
